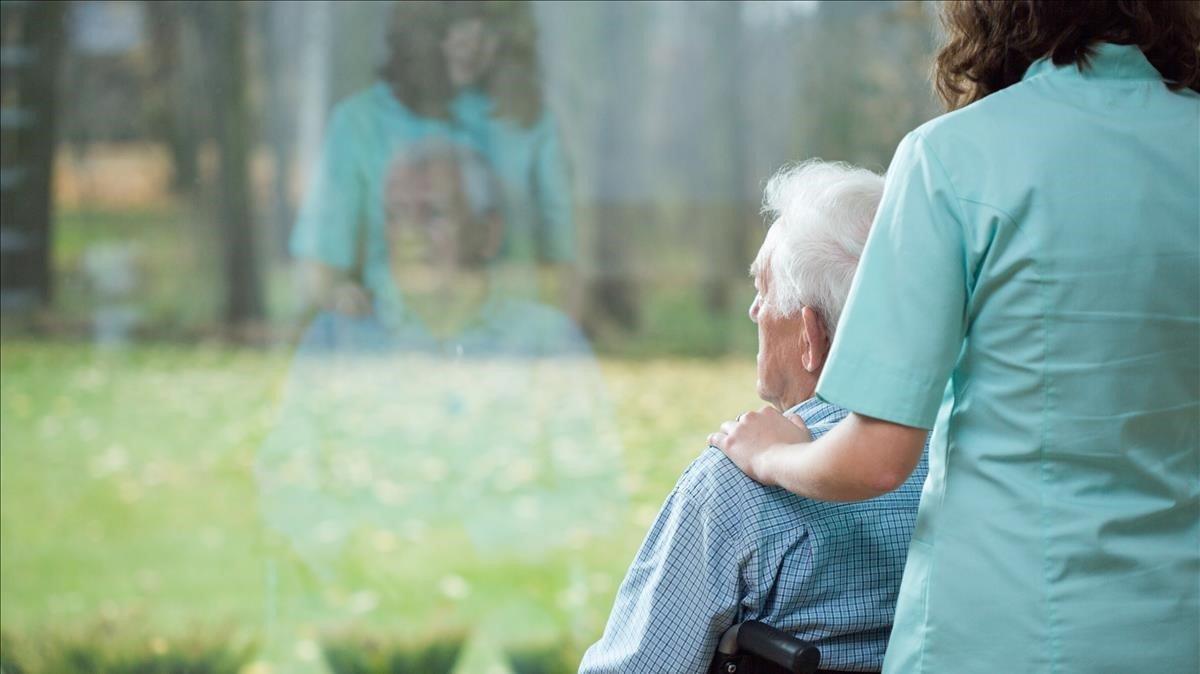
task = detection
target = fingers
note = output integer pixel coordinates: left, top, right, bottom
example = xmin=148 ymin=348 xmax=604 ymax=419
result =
xmin=740 ymin=406 xmax=781 ymax=422
xmin=713 ymin=405 xmax=785 ymax=451
xmin=333 ymin=284 xmax=372 ymax=317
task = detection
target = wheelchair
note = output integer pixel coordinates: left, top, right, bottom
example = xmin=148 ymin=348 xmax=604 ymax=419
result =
xmin=708 ymin=621 xmax=878 ymax=674
xmin=708 ymin=621 xmax=819 ymax=674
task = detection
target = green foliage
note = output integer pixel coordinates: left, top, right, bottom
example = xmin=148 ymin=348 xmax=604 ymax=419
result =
xmin=51 ymin=205 xmax=300 ymax=338
xmin=1 ymin=340 xmax=761 ymax=670
xmin=0 ymin=630 xmax=580 ymax=674
xmin=321 ymin=633 xmax=465 ymax=674
xmin=1 ymin=633 xmax=27 ymax=674
xmin=595 ymin=290 xmax=758 ymax=359
xmin=0 ymin=631 xmax=252 ymax=674
xmin=505 ymin=643 xmax=577 ymax=674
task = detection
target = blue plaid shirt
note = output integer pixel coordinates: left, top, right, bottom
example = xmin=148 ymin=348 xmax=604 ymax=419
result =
xmin=580 ymin=398 xmax=929 ymax=673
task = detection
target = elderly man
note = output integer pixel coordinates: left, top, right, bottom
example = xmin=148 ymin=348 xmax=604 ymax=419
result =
xmin=579 ymin=161 xmax=928 ymax=674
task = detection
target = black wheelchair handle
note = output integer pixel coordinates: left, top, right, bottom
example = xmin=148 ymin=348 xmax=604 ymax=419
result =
xmin=737 ymin=621 xmax=821 ymax=674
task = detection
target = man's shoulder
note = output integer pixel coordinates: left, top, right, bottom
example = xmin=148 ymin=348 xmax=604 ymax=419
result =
xmin=677 ymin=415 xmax=923 ymax=544
xmin=676 ymin=446 xmax=764 ymax=505
xmin=674 ymin=447 xmax=835 ymax=541
xmin=674 ymin=400 xmax=849 ymax=521
xmin=485 ymin=298 xmax=592 ymax=358
xmin=296 ymin=311 xmax=395 ymax=356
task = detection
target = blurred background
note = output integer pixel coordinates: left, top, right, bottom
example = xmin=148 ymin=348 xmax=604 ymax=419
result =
xmin=0 ymin=1 xmax=941 ymax=672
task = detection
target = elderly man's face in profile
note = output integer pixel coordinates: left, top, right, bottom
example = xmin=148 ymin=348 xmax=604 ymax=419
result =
xmin=749 ymin=248 xmax=808 ymax=411
xmin=384 ymin=155 xmax=497 ymax=275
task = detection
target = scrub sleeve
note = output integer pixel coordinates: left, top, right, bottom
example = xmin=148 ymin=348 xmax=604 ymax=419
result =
xmin=290 ymin=106 xmax=365 ymax=272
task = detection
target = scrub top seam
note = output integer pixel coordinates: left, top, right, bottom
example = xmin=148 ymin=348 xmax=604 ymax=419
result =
xmin=913 ymin=131 xmax=1029 ymax=245
xmin=1036 ymin=242 xmax=1060 ymax=674
xmin=914 ymin=133 xmax=982 ymax=338
xmin=955 ymin=197 xmax=1022 ymax=231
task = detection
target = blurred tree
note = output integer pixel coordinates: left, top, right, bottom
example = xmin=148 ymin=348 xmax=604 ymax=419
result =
xmin=700 ymin=1 xmax=752 ymax=322
xmin=798 ymin=0 xmax=938 ymax=169
xmin=803 ymin=1 xmax=868 ymax=164
xmin=256 ymin=1 xmax=333 ymax=261
xmin=198 ymin=0 xmax=264 ymax=328
xmin=144 ymin=1 xmax=201 ymax=195
xmin=0 ymin=0 xmax=68 ymax=312
xmin=581 ymin=2 xmax=643 ymax=333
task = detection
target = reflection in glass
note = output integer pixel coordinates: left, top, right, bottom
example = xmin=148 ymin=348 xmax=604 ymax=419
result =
xmin=0 ymin=1 xmax=942 ymax=672
xmin=259 ymin=141 xmax=622 ymax=670
xmin=291 ymin=1 xmax=575 ymax=320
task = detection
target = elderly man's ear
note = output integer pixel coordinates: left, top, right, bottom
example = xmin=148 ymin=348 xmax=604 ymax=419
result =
xmin=800 ymin=306 xmax=830 ymax=373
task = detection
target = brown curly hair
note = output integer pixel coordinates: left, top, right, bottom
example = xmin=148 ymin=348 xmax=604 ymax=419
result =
xmin=933 ymin=0 xmax=1200 ymax=110
xmin=449 ymin=0 xmax=544 ymax=127
xmin=377 ymin=1 xmax=544 ymax=126
xmin=378 ymin=1 xmax=457 ymax=119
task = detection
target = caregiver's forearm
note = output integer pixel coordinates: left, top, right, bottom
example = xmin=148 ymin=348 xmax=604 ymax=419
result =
xmin=755 ymin=413 xmax=927 ymax=502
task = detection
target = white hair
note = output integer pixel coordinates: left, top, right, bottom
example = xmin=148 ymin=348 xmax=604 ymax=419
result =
xmin=391 ymin=139 xmax=502 ymax=220
xmin=753 ymin=160 xmax=884 ymax=335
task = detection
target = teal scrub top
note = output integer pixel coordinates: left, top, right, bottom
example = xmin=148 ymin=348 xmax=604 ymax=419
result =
xmin=816 ymin=43 xmax=1199 ymax=673
xmin=452 ymin=88 xmax=575 ymax=263
xmin=289 ymin=83 xmax=575 ymax=279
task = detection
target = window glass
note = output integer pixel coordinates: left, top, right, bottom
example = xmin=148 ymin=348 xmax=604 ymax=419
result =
xmin=0 ymin=2 xmax=939 ymax=671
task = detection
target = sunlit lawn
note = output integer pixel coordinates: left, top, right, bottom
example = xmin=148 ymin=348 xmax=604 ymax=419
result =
xmin=0 ymin=339 xmax=759 ymax=671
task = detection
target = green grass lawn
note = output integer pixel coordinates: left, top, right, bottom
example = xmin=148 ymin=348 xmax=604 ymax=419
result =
xmin=0 ymin=339 xmax=760 ymax=672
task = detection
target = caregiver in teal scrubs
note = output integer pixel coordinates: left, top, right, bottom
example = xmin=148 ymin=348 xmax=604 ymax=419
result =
xmin=710 ymin=2 xmax=1200 ymax=672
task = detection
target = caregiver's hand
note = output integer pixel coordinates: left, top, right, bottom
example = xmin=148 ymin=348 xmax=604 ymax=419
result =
xmin=708 ymin=405 xmax=812 ymax=486
xmin=329 ymin=281 xmax=372 ymax=317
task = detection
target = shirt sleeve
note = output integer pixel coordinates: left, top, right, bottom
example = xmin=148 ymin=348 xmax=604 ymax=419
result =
xmin=579 ymin=475 xmax=746 ymax=674
xmin=815 ymin=131 xmax=970 ymax=429
xmin=289 ymin=105 xmax=365 ymax=271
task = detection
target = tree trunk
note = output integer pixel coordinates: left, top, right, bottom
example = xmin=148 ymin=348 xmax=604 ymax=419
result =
xmin=702 ymin=1 xmax=751 ymax=321
xmin=203 ymin=0 xmax=264 ymax=328
xmin=586 ymin=3 xmax=640 ymax=333
xmin=145 ymin=1 xmax=201 ymax=194
xmin=0 ymin=0 xmax=67 ymax=313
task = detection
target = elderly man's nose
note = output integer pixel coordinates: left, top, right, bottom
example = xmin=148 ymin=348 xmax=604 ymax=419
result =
xmin=749 ymin=295 xmax=760 ymax=322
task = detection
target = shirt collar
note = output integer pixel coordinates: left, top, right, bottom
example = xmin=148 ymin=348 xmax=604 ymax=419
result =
xmin=1021 ymin=42 xmax=1161 ymax=83
xmin=787 ymin=396 xmax=840 ymax=421
xmin=367 ymin=264 xmax=507 ymax=344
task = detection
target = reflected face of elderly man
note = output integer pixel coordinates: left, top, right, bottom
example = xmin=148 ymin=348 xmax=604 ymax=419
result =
xmin=383 ymin=152 xmax=501 ymax=282
xmin=749 ymin=234 xmax=831 ymax=412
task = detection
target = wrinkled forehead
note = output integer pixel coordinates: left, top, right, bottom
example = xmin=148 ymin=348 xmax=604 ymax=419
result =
xmin=750 ymin=226 xmax=782 ymax=287
xmin=385 ymin=155 xmax=465 ymax=206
